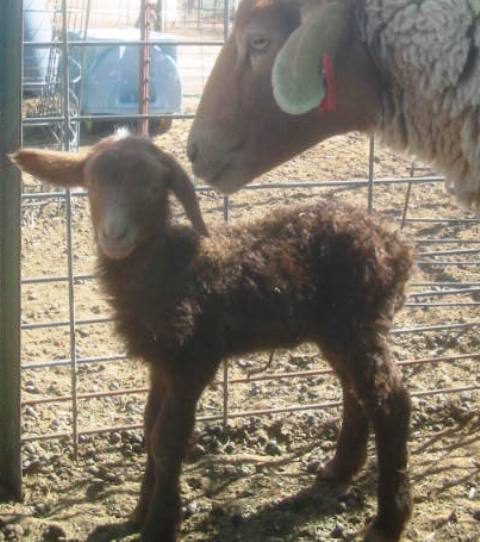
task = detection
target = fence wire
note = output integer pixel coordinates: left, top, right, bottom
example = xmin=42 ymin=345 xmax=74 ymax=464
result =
xmin=17 ymin=0 xmax=480 ymax=484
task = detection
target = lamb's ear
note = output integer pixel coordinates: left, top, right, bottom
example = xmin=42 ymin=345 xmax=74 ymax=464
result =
xmin=162 ymin=155 xmax=209 ymax=236
xmin=9 ymin=148 xmax=86 ymax=187
xmin=272 ymin=1 xmax=352 ymax=115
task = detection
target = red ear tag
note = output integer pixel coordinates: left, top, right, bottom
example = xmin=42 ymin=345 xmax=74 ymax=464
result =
xmin=319 ymin=53 xmax=336 ymax=113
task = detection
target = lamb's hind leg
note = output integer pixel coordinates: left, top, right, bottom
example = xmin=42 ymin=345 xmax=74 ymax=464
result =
xmin=349 ymin=339 xmax=412 ymax=542
xmin=320 ymin=379 xmax=369 ymax=483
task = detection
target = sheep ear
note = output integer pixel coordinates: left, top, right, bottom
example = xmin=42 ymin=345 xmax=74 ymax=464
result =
xmin=10 ymin=148 xmax=86 ymax=187
xmin=164 ymin=156 xmax=209 ymax=236
xmin=272 ymin=1 xmax=351 ymax=115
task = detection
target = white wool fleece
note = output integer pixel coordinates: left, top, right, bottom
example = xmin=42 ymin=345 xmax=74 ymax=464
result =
xmin=361 ymin=0 xmax=480 ymax=209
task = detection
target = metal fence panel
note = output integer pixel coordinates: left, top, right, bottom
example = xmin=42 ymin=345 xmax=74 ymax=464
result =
xmin=0 ymin=0 xmax=23 ymax=501
xmin=3 ymin=0 xmax=480 ymax=501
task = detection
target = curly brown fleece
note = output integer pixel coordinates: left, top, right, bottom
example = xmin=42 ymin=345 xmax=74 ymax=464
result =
xmin=100 ymin=201 xmax=414 ymax=367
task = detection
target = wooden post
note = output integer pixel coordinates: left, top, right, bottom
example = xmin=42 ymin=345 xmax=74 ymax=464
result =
xmin=0 ymin=0 xmax=23 ymax=501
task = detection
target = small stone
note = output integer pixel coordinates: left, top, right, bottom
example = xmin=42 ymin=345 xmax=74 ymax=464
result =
xmin=125 ymin=402 xmax=137 ymax=413
xmin=132 ymin=443 xmax=144 ymax=454
xmin=103 ymin=471 xmax=120 ymax=483
xmin=468 ymin=487 xmax=477 ymax=500
xmin=42 ymin=524 xmax=67 ymax=541
xmin=265 ymin=439 xmax=281 ymax=456
xmin=184 ymin=501 xmax=198 ymax=517
xmin=237 ymin=358 xmax=253 ymax=369
xmin=206 ymin=424 xmax=223 ymax=437
xmin=131 ymin=433 xmax=144 ymax=445
xmin=24 ymin=406 xmax=37 ymax=419
xmin=122 ymin=447 xmax=134 ymax=458
xmin=109 ymin=432 xmax=121 ymax=445
xmin=24 ymin=443 xmax=37 ymax=455
xmin=189 ymin=443 xmax=206 ymax=460
xmin=448 ymin=510 xmax=458 ymax=523
xmin=306 ymin=459 xmax=321 ymax=474
xmin=87 ymin=465 xmax=101 ymax=477
xmin=336 ymin=500 xmax=347 ymax=513
xmin=331 ymin=521 xmax=344 ymax=538
xmin=35 ymin=502 xmax=50 ymax=515
xmin=25 ymin=384 xmax=39 ymax=394
xmin=50 ymin=419 xmax=60 ymax=430
xmin=24 ymin=460 xmax=42 ymax=474
xmin=224 ymin=442 xmax=235 ymax=454
xmin=304 ymin=414 xmax=316 ymax=427
xmin=4 ymin=524 xmax=24 ymax=539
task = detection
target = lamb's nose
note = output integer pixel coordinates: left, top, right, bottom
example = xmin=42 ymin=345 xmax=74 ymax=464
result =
xmin=103 ymin=222 xmax=128 ymax=243
xmin=187 ymin=140 xmax=199 ymax=164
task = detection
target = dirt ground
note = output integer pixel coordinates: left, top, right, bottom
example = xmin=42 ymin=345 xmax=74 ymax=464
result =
xmin=1 ymin=119 xmax=479 ymax=542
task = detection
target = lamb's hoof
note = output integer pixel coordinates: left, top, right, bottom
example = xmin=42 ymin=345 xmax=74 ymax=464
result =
xmin=140 ymin=525 xmax=178 ymax=542
xmin=317 ymin=458 xmax=355 ymax=484
xmin=363 ymin=519 xmax=402 ymax=542
xmin=129 ymin=507 xmax=145 ymax=529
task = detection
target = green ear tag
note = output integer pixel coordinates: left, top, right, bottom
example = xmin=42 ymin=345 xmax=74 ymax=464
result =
xmin=272 ymin=2 xmax=350 ymax=115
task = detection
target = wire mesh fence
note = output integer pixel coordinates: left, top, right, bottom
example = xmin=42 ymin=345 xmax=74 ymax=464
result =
xmin=7 ymin=0 xmax=480 ymax=499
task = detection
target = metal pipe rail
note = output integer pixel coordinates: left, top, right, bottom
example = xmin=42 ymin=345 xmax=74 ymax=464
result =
xmin=19 ymin=314 xmax=480 ymax=370
xmin=21 ymin=384 xmax=480 ymax=444
xmin=9 ymin=0 xmax=480 ymax=503
xmin=21 ymin=353 xmax=480 ymax=409
xmin=24 ymin=39 xmax=224 ymax=47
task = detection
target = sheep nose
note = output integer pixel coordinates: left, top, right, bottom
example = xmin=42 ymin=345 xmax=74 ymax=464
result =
xmin=187 ymin=140 xmax=199 ymax=164
xmin=103 ymin=223 xmax=128 ymax=243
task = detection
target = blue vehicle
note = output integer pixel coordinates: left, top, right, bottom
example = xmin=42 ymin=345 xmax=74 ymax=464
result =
xmin=24 ymin=2 xmax=182 ymax=133
xmin=23 ymin=0 xmax=52 ymax=94
xmin=75 ymin=27 xmax=182 ymax=131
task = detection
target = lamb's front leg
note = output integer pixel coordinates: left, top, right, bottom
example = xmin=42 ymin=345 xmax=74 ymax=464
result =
xmin=140 ymin=374 xmax=205 ymax=542
xmin=130 ymin=371 xmax=165 ymax=527
xmin=320 ymin=380 xmax=369 ymax=482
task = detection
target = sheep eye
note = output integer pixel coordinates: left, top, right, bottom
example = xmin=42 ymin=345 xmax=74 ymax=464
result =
xmin=249 ymin=35 xmax=269 ymax=53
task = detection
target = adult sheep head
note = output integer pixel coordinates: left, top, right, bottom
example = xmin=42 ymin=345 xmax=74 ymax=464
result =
xmin=12 ymin=135 xmax=208 ymax=260
xmin=188 ymin=0 xmax=381 ymax=194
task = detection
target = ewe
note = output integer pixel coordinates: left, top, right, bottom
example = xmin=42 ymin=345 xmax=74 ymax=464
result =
xmin=14 ymin=134 xmax=414 ymax=541
xmin=188 ymin=0 xmax=480 ymax=209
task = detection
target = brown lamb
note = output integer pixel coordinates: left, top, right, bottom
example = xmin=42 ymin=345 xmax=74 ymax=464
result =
xmin=13 ymin=134 xmax=415 ymax=542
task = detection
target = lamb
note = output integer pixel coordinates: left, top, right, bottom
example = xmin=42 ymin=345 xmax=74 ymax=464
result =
xmin=13 ymin=133 xmax=415 ymax=542
xmin=187 ymin=0 xmax=480 ymax=209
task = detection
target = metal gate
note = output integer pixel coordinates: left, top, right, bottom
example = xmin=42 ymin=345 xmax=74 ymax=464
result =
xmin=1 ymin=0 xmax=479 ymax=500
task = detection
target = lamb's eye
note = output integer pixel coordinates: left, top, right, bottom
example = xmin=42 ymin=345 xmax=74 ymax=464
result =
xmin=249 ymin=35 xmax=269 ymax=53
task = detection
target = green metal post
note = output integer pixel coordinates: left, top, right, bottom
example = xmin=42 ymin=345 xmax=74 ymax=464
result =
xmin=0 ymin=0 xmax=23 ymax=500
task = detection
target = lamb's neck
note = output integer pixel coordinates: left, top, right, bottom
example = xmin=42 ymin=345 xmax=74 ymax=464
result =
xmin=97 ymin=225 xmax=201 ymax=314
